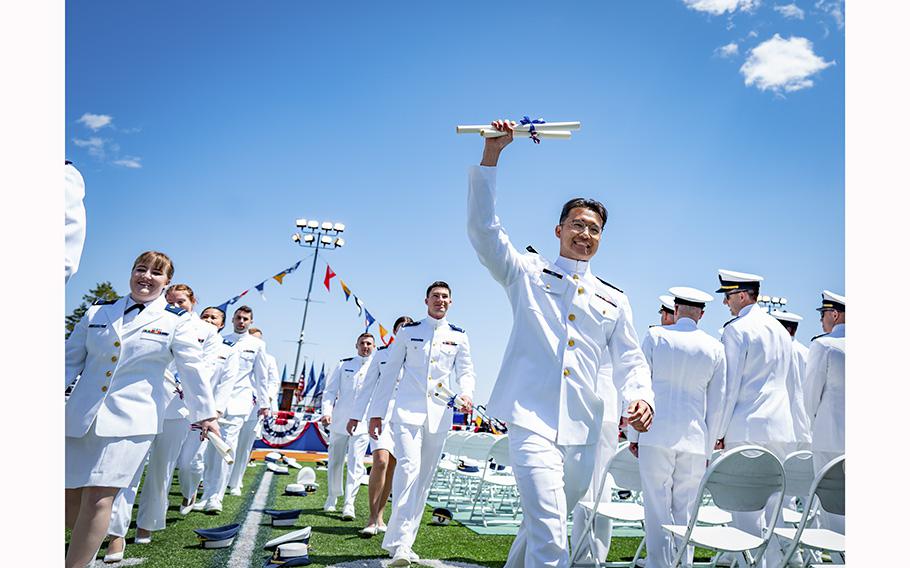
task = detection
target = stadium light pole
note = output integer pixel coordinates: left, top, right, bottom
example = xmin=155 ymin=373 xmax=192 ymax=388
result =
xmin=290 ymin=218 xmax=346 ymax=388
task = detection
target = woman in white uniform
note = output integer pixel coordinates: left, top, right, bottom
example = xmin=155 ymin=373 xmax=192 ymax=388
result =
xmin=64 ymin=251 xmax=219 ymax=568
xmin=104 ymin=283 xmax=222 ymax=560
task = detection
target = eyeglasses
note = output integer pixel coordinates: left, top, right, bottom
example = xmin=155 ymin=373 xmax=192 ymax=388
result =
xmin=724 ymin=290 xmax=742 ymax=299
xmin=565 ymin=220 xmax=602 ymax=237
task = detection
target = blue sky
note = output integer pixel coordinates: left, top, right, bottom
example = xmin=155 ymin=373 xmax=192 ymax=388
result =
xmin=66 ymin=0 xmax=844 ymax=404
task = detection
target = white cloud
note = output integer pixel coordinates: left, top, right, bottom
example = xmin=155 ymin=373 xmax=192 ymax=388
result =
xmin=682 ymin=0 xmax=760 ymax=15
xmin=113 ymin=156 xmax=142 ymax=169
xmin=748 ymin=30 xmax=759 ymax=38
xmin=72 ymin=137 xmax=105 ymax=158
xmin=774 ymin=3 xmax=805 ymax=19
xmin=740 ymin=34 xmax=834 ymax=93
xmin=77 ymin=113 xmax=113 ymax=130
xmin=815 ymin=0 xmax=844 ymax=29
xmin=716 ymin=42 xmax=740 ymax=57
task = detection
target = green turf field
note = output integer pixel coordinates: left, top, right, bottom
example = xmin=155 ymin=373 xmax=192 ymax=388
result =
xmin=67 ymin=463 xmax=715 ymax=567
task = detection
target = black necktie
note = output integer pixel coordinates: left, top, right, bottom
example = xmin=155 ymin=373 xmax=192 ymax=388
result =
xmin=124 ymin=303 xmax=145 ymax=315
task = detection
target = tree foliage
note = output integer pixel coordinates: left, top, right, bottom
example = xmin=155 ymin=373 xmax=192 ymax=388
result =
xmin=65 ymin=281 xmax=119 ymax=339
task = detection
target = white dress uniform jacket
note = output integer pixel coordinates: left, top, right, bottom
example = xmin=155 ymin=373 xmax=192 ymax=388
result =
xmin=212 ymin=332 xmax=271 ymax=417
xmin=65 ymin=294 xmax=216 ymax=437
xmin=64 ymin=161 xmax=86 ymax=283
xmin=631 ymin=317 xmax=727 ymax=456
xmin=351 ymin=344 xmax=399 ymax=424
xmin=467 ymin=165 xmax=652 ymax=446
xmin=323 ymin=353 xmax=375 ymax=424
xmin=367 ymin=317 xmax=476 ymax=433
xmin=265 ymin=352 xmax=281 ymax=411
xmin=789 ymin=338 xmax=813 ymax=446
xmin=717 ymin=303 xmax=796 ymax=444
xmin=805 ymin=324 xmax=845 ymax=453
xmin=164 ymin=316 xmax=223 ymax=420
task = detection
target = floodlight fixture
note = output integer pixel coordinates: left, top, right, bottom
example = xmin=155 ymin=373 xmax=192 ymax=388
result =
xmin=333 ymin=223 xmax=346 ymax=232
xmin=780 ymin=297 xmax=788 ymax=305
xmin=771 ymin=296 xmax=780 ymax=304
xmin=335 ymin=237 xmax=345 ymax=248
xmin=321 ymin=221 xmax=333 ymax=231
xmin=292 ymin=233 xmax=301 ymax=243
xmin=295 ymin=218 xmax=307 ymax=228
xmin=303 ymin=234 xmax=315 ymax=243
xmin=320 ymin=235 xmax=333 ymax=245
xmin=307 ymin=220 xmax=319 ymax=229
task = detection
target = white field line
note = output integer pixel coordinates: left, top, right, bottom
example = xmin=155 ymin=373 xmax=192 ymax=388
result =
xmin=227 ymin=470 xmax=274 ymax=568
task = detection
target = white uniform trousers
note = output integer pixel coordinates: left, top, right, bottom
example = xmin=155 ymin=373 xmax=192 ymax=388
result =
xmin=325 ymin=427 xmax=350 ymax=506
xmin=109 ymin=457 xmax=146 ymax=537
xmin=725 ymin=441 xmax=789 ymax=568
xmin=381 ymin=421 xmax=449 ymax=554
xmin=638 ymin=446 xmax=705 ymax=568
xmin=200 ymin=414 xmax=246 ymax=502
xmin=504 ymin=425 xmax=597 ymax=568
xmin=570 ymin=422 xmax=619 ymax=564
xmin=108 ymin=418 xmax=188 ymax=535
xmin=177 ymin=429 xmax=207 ymax=500
xmin=812 ymin=450 xmax=845 ymax=535
xmin=228 ymin=407 xmax=260 ymax=491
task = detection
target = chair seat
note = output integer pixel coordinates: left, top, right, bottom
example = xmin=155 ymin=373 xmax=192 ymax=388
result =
xmin=781 ymin=507 xmax=803 ymax=524
xmin=663 ymin=524 xmax=764 ymax=552
xmin=438 ymin=460 xmax=458 ymax=471
xmin=485 ymin=474 xmax=516 ymax=487
xmin=696 ymin=505 xmax=733 ymax=525
xmin=578 ymin=500 xmax=645 ymax=523
xmin=774 ymin=528 xmax=846 ymax=553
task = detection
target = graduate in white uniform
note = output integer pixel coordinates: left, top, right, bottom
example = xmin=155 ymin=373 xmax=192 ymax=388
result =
xmin=347 ymin=315 xmax=414 ymax=536
xmin=320 ymin=332 xmax=377 ymax=518
xmin=468 ymin=121 xmax=654 ymax=568
xmin=805 ymin=290 xmax=845 ymax=534
xmin=64 ymin=160 xmax=86 ymax=283
xmin=226 ymin=326 xmax=281 ymax=495
xmin=64 ymin=251 xmax=219 ymax=568
xmin=367 ymin=282 xmax=476 ymax=566
xmin=658 ymin=294 xmax=677 ymax=327
xmin=198 ymin=305 xmax=272 ymax=513
xmin=104 ymin=284 xmax=223 ymax=560
xmin=177 ymin=306 xmax=235 ymax=514
xmin=627 ymin=287 xmax=726 ymax=568
xmin=771 ymin=309 xmax=813 ymax=451
xmin=714 ymin=269 xmax=795 ymax=567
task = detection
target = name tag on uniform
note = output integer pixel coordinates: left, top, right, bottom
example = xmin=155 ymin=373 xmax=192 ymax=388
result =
xmin=88 ymin=324 xmax=107 ymax=328
xmin=410 ymin=338 xmax=424 ymax=342
xmin=442 ymin=341 xmax=458 ymax=346
xmin=142 ymin=328 xmax=169 ymax=336
xmin=542 ymin=268 xmax=564 ymax=279
xmin=380 ymin=361 xmax=387 ymax=365
xmin=242 ymin=349 xmax=256 ymax=354
xmin=344 ymin=369 xmax=354 ymax=373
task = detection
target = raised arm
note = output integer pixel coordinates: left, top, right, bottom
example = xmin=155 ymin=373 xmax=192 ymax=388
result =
xmin=467 ymin=121 xmax=527 ymax=287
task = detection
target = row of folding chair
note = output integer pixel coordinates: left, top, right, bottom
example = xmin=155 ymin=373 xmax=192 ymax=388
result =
xmin=570 ymin=444 xmax=845 ymax=568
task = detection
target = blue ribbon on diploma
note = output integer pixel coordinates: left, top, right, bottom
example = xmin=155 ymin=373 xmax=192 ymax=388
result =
xmin=520 ymin=116 xmax=546 ymax=144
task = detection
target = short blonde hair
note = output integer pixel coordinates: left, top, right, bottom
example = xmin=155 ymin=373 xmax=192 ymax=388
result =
xmin=132 ymin=251 xmax=175 ymax=281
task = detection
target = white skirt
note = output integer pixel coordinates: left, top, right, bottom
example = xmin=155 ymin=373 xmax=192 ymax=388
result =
xmin=369 ymin=427 xmax=395 ymax=456
xmin=65 ymin=422 xmax=154 ymax=488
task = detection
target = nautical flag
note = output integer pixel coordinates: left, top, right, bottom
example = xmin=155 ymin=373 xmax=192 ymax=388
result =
xmin=303 ymin=365 xmax=317 ymax=397
xmin=281 ymin=364 xmax=287 ymax=383
xmin=379 ymin=323 xmax=391 ymax=346
xmin=288 ymin=260 xmax=301 ymax=273
xmin=354 ymin=295 xmax=364 ymax=317
xmin=313 ymin=363 xmax=326 ymax=398
xmin=364 ymin=309 xmax=376 ymax=331
xmin=340 ymin=279 xmax=352 ymax=301
xmin=273 ymin=271 xmax=288 ymax=284
xmin=324 ymin=265 xmax=337 ymax=291
xmin=217 ymin=301 xmax=229 ymax=313
xmin=255 ymin=281 xmax=267 ymax=301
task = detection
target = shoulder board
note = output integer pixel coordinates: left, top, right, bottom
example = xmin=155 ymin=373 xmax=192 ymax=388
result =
xmin=65 ymin=159 xmax=73 ymax=165
xmin=402 ymin=321 xmax=421 ymax=328
xmin=341 ymin=356 xmax=354 ymax=362
xmin=448 ymin=323 xmax=465 ymax=333
xmin=811 ymin=333 xmax=829 ymax=342
xmin=377 ymin=345 xmax=389 ymax=351
xmin=595 ymin=277 xmax=624 ymax=294
xmin=723 ymin=316 xmax=741 ymax=328
xmin=526 ymin=245 xmax=539 ymax=254
xmin=165 ymin=305 xmax=187 ymax=316
xmin=93 ymin=298 xmax=119 ymax=306
xmin=648 ymin=324 xmax=657 ymax=328
xmin=223 ymin=339 xmax=236 ymax=347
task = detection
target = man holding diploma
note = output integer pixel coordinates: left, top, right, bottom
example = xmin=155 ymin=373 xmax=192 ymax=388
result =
xmin=467 ymin=120 xmax=654 ymax=567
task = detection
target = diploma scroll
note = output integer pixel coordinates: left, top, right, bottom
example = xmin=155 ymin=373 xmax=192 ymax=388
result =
xmin=456 ymin=121 xmax=581 ymax=134
xmin=480 ymin=129 xmax=572 ymax=139
xmin=206 ymin=431 xmax=235 ymax=465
